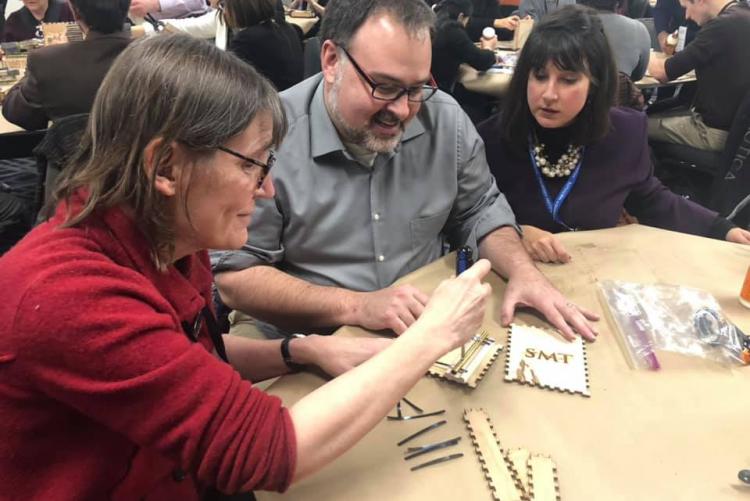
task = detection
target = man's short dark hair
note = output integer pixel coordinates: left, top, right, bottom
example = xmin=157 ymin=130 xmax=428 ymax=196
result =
xmin=501 ymin=5 xmax=617 ymax=148
xmin=69 ymin=0 xmax=130 ymax=34
xmin=320 ymin=0 xmax=436 ymax=50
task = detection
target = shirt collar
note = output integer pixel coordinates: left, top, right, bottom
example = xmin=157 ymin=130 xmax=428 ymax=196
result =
xmin=309 ymin=79 xmax=427 ymax=160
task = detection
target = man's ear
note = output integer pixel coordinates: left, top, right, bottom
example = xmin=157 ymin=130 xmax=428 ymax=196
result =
xmin=143 ymin=138 xmax=177 ymax=197
xmin=320 ymin=40 xmax=341 ymax=85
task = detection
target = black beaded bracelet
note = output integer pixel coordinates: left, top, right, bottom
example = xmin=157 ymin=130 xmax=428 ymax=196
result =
xmin=280 ymin=334 xmax=306 ymax=372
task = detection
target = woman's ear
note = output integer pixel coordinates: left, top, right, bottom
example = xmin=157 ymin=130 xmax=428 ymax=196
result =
xmin=143 ymin=138 xmax=177 ymax=197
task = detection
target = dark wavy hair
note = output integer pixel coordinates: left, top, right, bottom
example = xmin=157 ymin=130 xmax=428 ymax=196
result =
xmin=501 ymin=5 xmax=617 ymax=148
xmin=69 ymin=0 xmax=130 ymax=33
xmin=434 ymin=0 xmax=474 ymax=26
xmin=222 ymin=0 xmax=276 ymax=29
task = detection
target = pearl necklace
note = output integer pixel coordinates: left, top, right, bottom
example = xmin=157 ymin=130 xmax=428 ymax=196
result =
xmin=532 ymin=142 xmax=583 ymax=178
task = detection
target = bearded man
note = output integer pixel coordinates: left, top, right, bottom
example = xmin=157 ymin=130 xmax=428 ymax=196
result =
xmin=212 ymin=0 xmax=599 ymax=350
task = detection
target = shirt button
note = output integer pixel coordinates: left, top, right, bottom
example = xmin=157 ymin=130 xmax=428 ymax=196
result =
xmin=172 ymin=468 xmax=187 ymax=482
xmin=373 ymin=212 xmax=381 ymax=221
xmin=377 ymin=255 xmax=385 ymax=262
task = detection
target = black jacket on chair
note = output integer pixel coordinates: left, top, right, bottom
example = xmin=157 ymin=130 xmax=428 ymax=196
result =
xmin=229 ymin=21 xmax=304 ymax=92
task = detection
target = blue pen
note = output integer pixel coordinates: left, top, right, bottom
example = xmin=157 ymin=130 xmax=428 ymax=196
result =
xmin=456 ymin=246 xmax=473 ymax=275
xmin=456 ymin=247 xmax=473 ymax=360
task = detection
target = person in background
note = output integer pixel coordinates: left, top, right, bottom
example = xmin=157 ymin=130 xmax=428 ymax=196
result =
xmin=647 ymin=0 xmax=750 ymax=152
xmin=223 ymin=0 xmax=304 ymax=91
xmin=0 ymin=32 xmax=493 ymax=499
xmin=2 ymin=0 xmax=74 ymax=42
xmin=654 ymin=0 xmax=698 ymax=54
xmin=465 ymin=0 xmax=519 ymax=41
xmin=213 ymin=0 xmax=600 ymax=343
xmin=579 ymin=0 xmax=650 ymax=82
xmin=290 ymin=0 xmax=327 ymax=16
xmin=0 ymin=0 xmax=7 ymax=39
xmin=517 ymin=0 xmax=575 ymax=21
xmin=478 ymin=6 xmax=750 ymax=264
xmin=129 ymin=0 xmax=208 ymax=20
xmin=431 ymin=0 xmax=498 ymax=122
xmin=2 ymin=0 xmax=131 ymax=130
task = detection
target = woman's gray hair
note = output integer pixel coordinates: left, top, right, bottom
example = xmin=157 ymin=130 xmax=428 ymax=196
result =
xmin=54 ymin=33 xmax=287 ymax=268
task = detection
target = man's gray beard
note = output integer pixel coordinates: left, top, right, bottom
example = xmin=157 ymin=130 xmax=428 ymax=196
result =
xmin=327 ymin=67 xmax=404 ymax=154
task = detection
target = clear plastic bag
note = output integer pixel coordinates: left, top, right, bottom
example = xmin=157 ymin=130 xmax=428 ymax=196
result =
xmin=599 ymin=280 xmax=750 ymax=368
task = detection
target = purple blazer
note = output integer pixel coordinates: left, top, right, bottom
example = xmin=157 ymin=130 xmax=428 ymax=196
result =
xmin=478 ymin=107 xmax=730 ymax=238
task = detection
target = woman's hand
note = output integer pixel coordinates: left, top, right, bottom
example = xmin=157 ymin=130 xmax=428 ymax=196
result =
xmin=726 ymin=227 xmax=750 ymax=244
xmin=521 ymin=225 xmax=571 ymax=263
xmin=309 ymin=0 xmax=326 ymax=16
xmin=494 ymin=15 xmax=520 ymax=31
xmin=480 ymin=35 xmax=498 ymax=51
xmin=416 ymin=259 xmax=492 ymax=353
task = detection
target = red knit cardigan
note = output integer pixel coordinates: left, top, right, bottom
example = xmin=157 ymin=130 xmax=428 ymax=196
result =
xmin=0 ymin=198 xmax=296 ymax=500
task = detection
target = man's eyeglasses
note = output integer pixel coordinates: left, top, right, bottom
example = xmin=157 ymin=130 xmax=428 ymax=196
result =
xmin=340 ymin=47 xmax=438 ymax=103
xmin=217 ymin=145 xmax=275 ymax=188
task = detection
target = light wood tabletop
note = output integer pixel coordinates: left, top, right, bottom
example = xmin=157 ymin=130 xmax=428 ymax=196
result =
xmin=286 ymin=13 xmax=319 ymax=35
xmin=257 ymin=224 xmax=750 ymax=501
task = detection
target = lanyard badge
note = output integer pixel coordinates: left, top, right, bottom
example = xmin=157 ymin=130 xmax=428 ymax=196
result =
xmin=528 ymin=140 xmax=585 ymax=231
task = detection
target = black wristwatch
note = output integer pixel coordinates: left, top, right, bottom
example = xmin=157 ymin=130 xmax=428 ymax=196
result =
xmin=280 ymin=333 xmax=306 ymax=372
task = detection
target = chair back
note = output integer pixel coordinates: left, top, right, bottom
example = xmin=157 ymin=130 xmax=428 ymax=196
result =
xmin=303 ymin=36 xmax=322 ymax=78
xmin=616 ymin=72 xmax=645 ymax=111
xmin=637 ymin=17 xmax=660 ymax=50
xmin=710 ymin=87 xmax=750 ymax=226
xmin=33 ymin=113 xmax=89 ymax=217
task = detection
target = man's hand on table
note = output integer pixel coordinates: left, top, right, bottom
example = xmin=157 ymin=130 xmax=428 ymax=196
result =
xmin=500 ymin=266 xmax=599 ymax=342
xmin=295 ymin=335 xmax=393 ymax=377
xmin=727 ymin=227 xmax=750 ymax=244
xmin=349 ymin=285 xmax=430 ymax=335
xmin=130 ymin=0 xmax=160 ymax=18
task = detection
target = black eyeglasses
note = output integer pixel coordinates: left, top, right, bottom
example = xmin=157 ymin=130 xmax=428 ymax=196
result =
xmin=217 ymin=145 xmax=275 ymax=188
xmin=340 ymin=47 xmax=438 ymax=103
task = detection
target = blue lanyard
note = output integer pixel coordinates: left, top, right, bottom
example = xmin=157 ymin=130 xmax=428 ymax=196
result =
xmin=528 ymin=142 xmax=585 ymax=230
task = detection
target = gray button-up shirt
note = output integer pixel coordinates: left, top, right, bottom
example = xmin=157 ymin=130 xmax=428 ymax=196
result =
xmin=212 ymin=74 xmax=517 ymax=315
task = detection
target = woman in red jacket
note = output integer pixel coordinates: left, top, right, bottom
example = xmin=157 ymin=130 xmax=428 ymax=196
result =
xmin=0 ymin=34 xmax=492 ymax=500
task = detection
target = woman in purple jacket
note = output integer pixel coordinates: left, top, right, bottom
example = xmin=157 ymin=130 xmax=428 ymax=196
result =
xmin=478 ymin=5 xmax=750 ymax=263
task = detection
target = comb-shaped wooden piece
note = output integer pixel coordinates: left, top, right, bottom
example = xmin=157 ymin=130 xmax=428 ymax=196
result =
xmin=508 ymin=448 xmax=531 ymax=494
xmin=527 ymin=454 xmax=560 ymax=501
xmin=464 ymin=408 xmax=526 ymax=501
xmin=429 ymin=331 xmax=503 ymax=388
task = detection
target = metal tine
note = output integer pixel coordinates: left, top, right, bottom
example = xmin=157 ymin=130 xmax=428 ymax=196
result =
xmin=396 ymin=419 xmax=447 ymax=446
xmin=387 ymin=409 xmax=445 ymax=421
xmin=402 ymin=397 xmax=423 ymax=414
xmin=451 ymin=330 xmax=489 ymax=374
xmin=403 ymin=436 xmax=461 ymax=460
xmin=410 ymin=453 xmax=464 ymax=471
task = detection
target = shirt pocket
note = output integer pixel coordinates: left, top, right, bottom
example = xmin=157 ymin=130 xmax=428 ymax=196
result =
xmin=409 ymin=210 xmax=451 ymax=253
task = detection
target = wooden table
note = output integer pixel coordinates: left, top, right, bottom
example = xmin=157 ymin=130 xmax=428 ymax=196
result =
xmin=459 ymin=49 xmax=697 ymax=98
xmin=458 ymin=47 xmax=516 ymax=99
xmin=285 ymin=13 xmax=319 ymax=35
xmin=1 ymin=58 xmax=27 ymax=135
xmin=258 ymin=224 xmax=750 ymax=501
